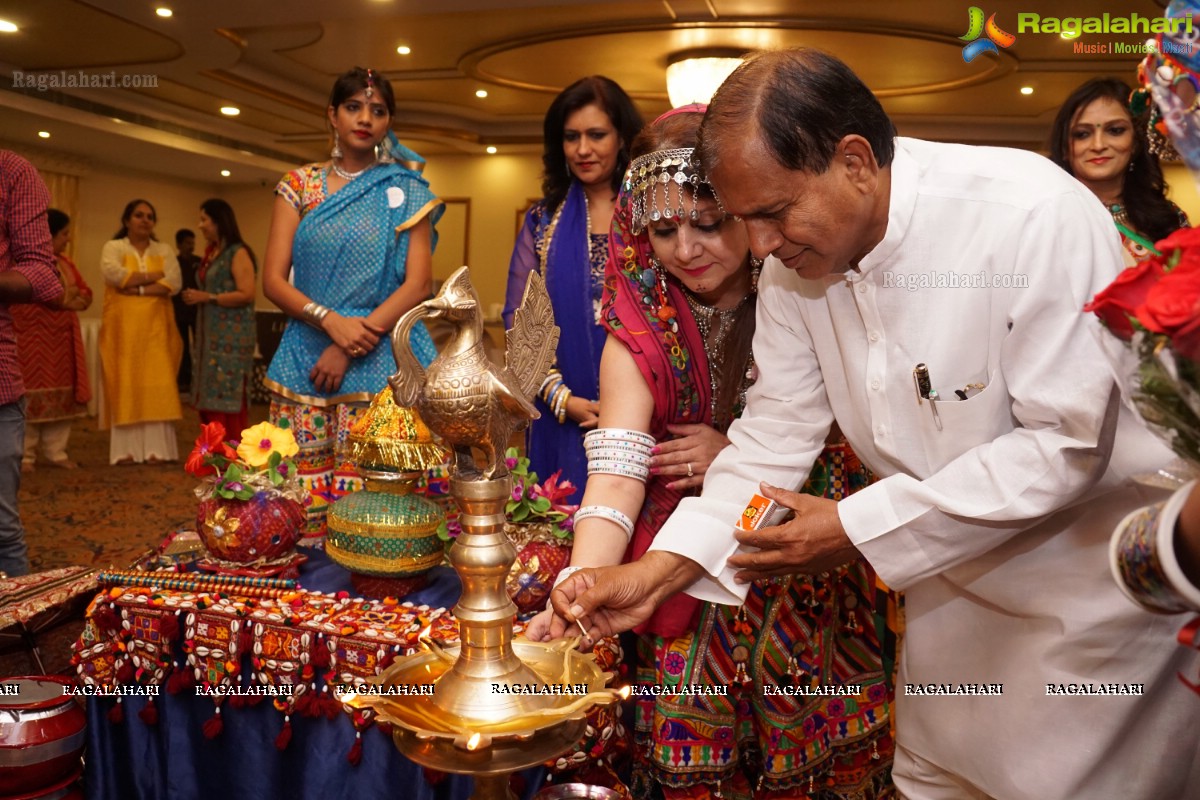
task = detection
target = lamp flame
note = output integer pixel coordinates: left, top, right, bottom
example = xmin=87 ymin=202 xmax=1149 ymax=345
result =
xmin=466 ymin=732 xmax=482 ymax=751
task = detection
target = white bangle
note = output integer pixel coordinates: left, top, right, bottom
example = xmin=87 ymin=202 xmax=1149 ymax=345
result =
xmin=587 ymin=460 xmax=650 ymax=482
xmin=573 ymin=505 xmax=635 ymax=541
xmin=553 ymin=565 xmax=585 ymax=589
xmin=585 ymin=428 xmax=656 ymax=449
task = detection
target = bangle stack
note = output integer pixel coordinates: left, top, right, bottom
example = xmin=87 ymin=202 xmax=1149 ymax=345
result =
xmin=302 ymin=301 xmax=331 ymax=330
xmin=540 ymin=369 xmax=573 ymax=424
xmin=584 ymin=428 xmax=655 ymax=483
xmin=573 ymin=505 xmax=635 ymax=542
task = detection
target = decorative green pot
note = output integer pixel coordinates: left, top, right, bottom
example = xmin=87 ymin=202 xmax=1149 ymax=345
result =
xmin=326 ymin=470 xmax=445 ymax=597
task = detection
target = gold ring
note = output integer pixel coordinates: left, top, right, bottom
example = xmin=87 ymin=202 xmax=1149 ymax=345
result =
xmin=686 ymin=462 xmax=693 ymax=478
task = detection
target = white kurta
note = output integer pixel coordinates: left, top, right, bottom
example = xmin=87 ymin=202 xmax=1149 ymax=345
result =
xmin=651 ymin=138 xmax=1200 ymax=798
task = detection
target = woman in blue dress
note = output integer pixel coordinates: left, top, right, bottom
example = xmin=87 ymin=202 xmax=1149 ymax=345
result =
xmin=504 ymin=76 xmax=642 ymax=500
xmin=263 ymin=66 xmax=443 ymax=541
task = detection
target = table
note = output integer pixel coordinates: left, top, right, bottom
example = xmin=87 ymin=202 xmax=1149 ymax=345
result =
xmin=79 ymin=548 xmax=549 ymax=800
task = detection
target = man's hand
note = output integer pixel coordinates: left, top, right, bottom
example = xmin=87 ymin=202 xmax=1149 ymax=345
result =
xmin=728 ymin=482 xmax=860 ymax=582
xmin=549 ymin=552 xmax=702 ymax=639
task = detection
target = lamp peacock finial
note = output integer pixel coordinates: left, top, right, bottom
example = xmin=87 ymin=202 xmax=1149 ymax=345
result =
xmin=388 ymin=266 xmax=558 ymax=481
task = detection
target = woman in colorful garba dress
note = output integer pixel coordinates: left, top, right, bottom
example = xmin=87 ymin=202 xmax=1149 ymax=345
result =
xmin=181 ymin=198 xmax=257 ymax=435
xmin=504 ymin=76 xmax=643 ymax=501
xmin=263 ymin=66 xmax=442 ymax=540
xmin=99 ymin=199 xmax=183 ymax=465
xmin=13 ymin=208 xmax=91 ymax=471
xmin=529 ymin=107 xmax=896 ymax=799
xmin=1050 ymin=77 xmax=1188 ymax=265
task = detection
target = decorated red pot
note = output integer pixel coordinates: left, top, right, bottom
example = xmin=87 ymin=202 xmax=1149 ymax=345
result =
xmin=505 ymin=522 xmax=573 ymax=613
xmin=0 ymin=676 xmax=86 ymax=796
xmin=197 ymin=490 xmax=305 ymax=563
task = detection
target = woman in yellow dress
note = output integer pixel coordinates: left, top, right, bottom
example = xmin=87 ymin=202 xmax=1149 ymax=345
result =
xmin=98 ymin=198 xmax=183 ymax=464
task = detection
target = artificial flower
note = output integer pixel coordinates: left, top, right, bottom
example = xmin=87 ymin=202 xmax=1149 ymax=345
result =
xmin=185 ymin=422 xmax=238 ymax=478
xmin=187 ymin=421 xmax=304 ymax=502
xmin=238 ymin=422 xmax=299 ymax=468
xmin=436 ymin=448 xmax=578 ymax=541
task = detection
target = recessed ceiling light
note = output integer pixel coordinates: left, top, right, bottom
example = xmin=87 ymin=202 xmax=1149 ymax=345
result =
xmin=220 ymin=106 xmax=240 ymax=116
xmin=1019 ymin=86 xmax=1034 ymax=96
xmin=111 ymin=117 xmax=125 ymax=124
xmin=486 ymin=146 xmax=497 ymax=154
xmin=475 ymin=89 xmax=488 ymax=98
xmin=156 ymin=8 xmax=173 ymax=18
xmin=0 ymin=19 xmax=17 ymax=33
xmin=220 ymin=170 xmax=231 ymax=177
xmin=37 ymin=131 xmax=50 ymax=139
xmin=396 ymin=45 xmax=411 ymax=55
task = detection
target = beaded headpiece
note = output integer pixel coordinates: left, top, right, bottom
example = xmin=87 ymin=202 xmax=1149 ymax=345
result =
xmin=625 ymin=147 xmax=722 ymax=234
xmin=365 ymin=68 xmax=376 ymax=99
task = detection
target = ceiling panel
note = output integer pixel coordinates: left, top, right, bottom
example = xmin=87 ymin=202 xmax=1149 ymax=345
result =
xmin=0 ymin=0 xmax=1179 ymax=183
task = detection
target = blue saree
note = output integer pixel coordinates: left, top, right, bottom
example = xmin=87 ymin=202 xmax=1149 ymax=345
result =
xmin=265 ymin=140 xmax=443 ymax=404
xmin=504 ymin=181 xmax=606 ymax=500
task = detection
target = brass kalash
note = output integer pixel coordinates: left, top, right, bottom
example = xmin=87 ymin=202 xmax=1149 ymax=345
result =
xmin=344 ymin=267 xmax=623 ymax=800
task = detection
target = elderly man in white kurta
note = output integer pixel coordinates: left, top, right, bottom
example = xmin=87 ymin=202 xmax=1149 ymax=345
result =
xmin=551 ymin=50 xmax=1200 ymax=799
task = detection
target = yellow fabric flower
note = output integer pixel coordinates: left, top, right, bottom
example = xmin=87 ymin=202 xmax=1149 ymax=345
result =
xmin=237 ymin=422 xmax=299 ymax=467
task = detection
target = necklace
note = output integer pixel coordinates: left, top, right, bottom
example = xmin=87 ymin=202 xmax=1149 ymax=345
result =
xmin=1108 ymin=202 xmax=1130 ymax=227
xmin=331 ymin=159 xmax=374 ymax=181
xmin=685 ymin=291 xmax=755 ymax=427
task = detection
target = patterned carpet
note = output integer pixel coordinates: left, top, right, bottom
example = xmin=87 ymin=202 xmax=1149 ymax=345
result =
xmin=21 ymin=403 xmax=269 ymax=574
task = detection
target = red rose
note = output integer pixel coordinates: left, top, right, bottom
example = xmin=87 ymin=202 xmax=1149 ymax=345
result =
xmin=1171 ymin=315 xmax=1200 ymax=361
xmin=1137 ymin=266 xmax=1200 ymax=334
xmin=1084 ymin=257 xmax=1167 ymax=339
xmin=1154 ymin=226 xmax=1200 ymax=256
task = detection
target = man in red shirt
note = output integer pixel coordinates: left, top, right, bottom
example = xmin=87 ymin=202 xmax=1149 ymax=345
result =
xmin=0 ymin=151 xmax=65 ymax=576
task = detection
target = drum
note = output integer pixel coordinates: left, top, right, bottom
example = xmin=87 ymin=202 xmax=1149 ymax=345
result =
xmin=0 ymin=676 xmax=86 ymax=797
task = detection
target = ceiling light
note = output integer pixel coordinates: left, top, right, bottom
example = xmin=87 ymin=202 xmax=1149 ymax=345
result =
xmin=220 ymin=170 xmax=231 ymax=177
xmin=475 ymin=89 xmax=488 ymax=98
xmin=486 ymin=146 xmax=497 ymax=154
xmin=111 ymin=117 xmax=126 ymax=124
xmin=1020 ymin=86 xmax=1034 ymax=95
xmin=0 ymin=19 xmax=17 ymax=33
xmin=155 ymin=7 xmax=172 ymax=18
xmin=220 ymin=106 xmax=240 ymax=116
xmin=397 ymin=45 xmax=411 ymax=55
xmin=37 ymin=131 xmax=50 ymax=139
xmin=666 ymin=49 xmax=745 ymax=107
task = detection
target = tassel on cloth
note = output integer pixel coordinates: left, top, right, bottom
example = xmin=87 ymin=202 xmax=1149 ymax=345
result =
xmin=137 ymin=697 xmax=158 ymax=726
xmin=275 ymin=716 xmax=293 ymax=750
xmin=107 ymin=697 xmax=124 ymax=724
xmin=202 ymin=706 xmax=224 ymax=739
xmin=347 ymin=731 xmax=363 ymax=766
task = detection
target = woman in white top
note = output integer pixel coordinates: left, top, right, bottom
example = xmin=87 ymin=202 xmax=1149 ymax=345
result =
xmin=98 ymin=199 xmax=183 ymax=464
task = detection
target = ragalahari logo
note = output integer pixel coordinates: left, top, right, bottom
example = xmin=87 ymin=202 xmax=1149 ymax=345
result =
xmin=960 ymin=7 xmax=1016 ymax=62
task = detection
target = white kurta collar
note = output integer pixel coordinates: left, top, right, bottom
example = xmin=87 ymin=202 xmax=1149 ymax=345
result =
xmin=856 ymin=138 xmax=918 ymax=280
